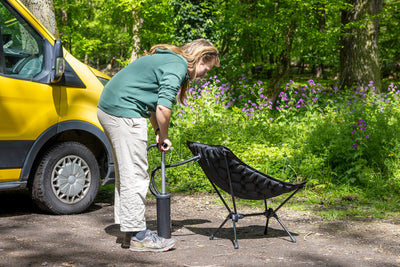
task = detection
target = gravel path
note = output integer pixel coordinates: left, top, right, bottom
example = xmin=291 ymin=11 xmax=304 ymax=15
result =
xmin=1 ymin=191 xmax=399 ymax=266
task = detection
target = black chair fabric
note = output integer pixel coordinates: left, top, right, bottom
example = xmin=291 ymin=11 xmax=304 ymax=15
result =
xmin=187 ymin=141 xmax=305 ymax=200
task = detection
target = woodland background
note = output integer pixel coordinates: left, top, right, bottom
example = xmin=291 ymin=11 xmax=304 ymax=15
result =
xmin=22 ymin=0 xmax=399 ymax=98
xmin=20 ymin=0 xmax=400 ymax=219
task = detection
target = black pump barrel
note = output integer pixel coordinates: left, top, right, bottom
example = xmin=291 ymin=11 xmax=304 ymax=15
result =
xmin=156 ymin=193 xmax=171 ymax=238
xmin=157 ymin=150 xmax=171 ymax=238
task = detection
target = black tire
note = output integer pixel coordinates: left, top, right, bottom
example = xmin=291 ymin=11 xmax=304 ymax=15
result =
xmin=31 ymin=141 xmax=100 ymax=214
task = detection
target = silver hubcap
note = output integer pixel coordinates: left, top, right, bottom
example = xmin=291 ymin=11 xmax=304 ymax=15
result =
xmin=51 ymin=155 xmax=91 ymax=204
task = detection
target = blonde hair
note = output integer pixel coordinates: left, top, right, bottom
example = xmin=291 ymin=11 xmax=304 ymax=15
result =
xmin=144 ymin=39 xmax=220 ymax=103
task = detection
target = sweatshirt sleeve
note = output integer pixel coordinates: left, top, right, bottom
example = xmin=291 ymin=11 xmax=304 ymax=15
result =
xmin=157 ymin=60 xmax=188 ymax=109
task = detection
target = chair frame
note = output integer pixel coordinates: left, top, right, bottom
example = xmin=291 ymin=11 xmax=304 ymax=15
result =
xmin=187 ymin=141 xmax=305 ymax=249
xmin=210 ymin=177 xmax=302 ymax=249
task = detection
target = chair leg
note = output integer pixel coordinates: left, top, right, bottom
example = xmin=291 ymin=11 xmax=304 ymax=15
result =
xmin=232 ymin=219 xmax=239 ymax=249
xmin=210 ymin=215 xmax=230 ymax=240
xmin=210 ymin=213 xmax=241 ymax=249
xmin=273 ymin=213 xmax=296 ymax=243
xmin=264 ymin=217 xmax=270 ymax=235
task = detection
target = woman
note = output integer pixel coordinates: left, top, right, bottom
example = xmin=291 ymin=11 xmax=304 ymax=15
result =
xmin=97 ymin=39 xmax=219 ymax=252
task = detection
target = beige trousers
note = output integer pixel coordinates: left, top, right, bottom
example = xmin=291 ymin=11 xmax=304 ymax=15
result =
xmin=97 ymin=108 xmax=149 ymax=232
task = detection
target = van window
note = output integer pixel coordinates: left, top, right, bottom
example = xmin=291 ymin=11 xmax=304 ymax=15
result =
xmin=0 ymin=1 xmax=44 ymax=78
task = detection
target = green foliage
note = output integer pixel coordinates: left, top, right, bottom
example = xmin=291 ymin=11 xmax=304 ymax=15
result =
xmin=217 ymin=0 xmax=349 ymax=81
xmin=379 ymin=0 xmax=400 ymax=79
xmin=171 ymin=0 xmax=221 ymax=45
xmin=53 ymin=0 xmax=221 ymax=68
xmin=52 ymin=0 xmax=398 ymax=87
xmin=138 ymin=0 xmax=175 ymax=51
xmin=146 ymin=76 xmax=400 ymax=207
xmin=54 ymin=0 xmax=134 ymax=68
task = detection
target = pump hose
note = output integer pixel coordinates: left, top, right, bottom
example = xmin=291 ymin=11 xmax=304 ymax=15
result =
xmin=149 ymin=154 xmax=201 ymax=196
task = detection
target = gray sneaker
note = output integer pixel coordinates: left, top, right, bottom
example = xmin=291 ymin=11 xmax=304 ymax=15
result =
xmin=129 ymin=230 xmax=176 ymax=252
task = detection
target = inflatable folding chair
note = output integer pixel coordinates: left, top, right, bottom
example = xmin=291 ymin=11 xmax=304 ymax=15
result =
xmin=187 ymin=141 xmax=306 ymax=249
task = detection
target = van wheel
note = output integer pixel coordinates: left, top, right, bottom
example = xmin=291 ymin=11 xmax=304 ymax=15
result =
xmin=31 ymin=141 xmax=100 ymax=214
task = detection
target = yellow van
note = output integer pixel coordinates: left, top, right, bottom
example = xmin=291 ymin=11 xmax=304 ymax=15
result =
xmin=0 ymin=0 xmax=114 ymax=214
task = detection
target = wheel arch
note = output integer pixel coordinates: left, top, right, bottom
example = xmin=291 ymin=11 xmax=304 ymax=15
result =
xmin=21 ymin=120 xmax=114 ymax=186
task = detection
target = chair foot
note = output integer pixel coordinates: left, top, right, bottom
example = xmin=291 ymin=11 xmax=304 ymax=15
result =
xmin=274 ymin=213 xmax=296 ymax=242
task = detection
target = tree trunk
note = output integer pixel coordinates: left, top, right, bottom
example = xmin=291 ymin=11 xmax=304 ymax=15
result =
xmin=59 ymin=0 xmax=69 ymax=50
xmin=269 ymin=19 xmax=296 ymax=105
xmin=129 ymin=7 xmax=142 ymax=63
xmin=339 ymin=0 xmax=384 ymax=91
xmin=314 ymin=3 xmax=326 ymax=79
xmin=20 ymin=0 xmax=59 ymax=38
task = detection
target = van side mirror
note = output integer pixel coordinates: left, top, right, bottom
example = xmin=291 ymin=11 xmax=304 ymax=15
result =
xmin=52 ymin=39 xmax=65 ymax=83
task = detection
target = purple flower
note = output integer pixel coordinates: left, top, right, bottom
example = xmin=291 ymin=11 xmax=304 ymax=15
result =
xmin=352 ymin=143 xmax=358 ymax=149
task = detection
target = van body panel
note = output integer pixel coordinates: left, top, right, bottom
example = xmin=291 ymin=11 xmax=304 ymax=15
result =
xmin=0 ymin=76 xmax=60 ymax=140
xmin=58 ymin=52 xmax=103 ymax=129
xmin=0 ymin=169 xmax=21 ymax=182
xmin=0 ymin=140 xmax=34 ymax=168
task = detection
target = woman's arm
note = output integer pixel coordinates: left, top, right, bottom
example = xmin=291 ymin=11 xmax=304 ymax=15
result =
xmin=150 ymin=105 xmax=172 ymax=151
xmin=149 ymin=111 xmax=159 ymax=135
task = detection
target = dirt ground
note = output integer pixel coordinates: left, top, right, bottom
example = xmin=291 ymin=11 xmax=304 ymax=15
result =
xmin=0 ymin=190 xmax=399 ymax=267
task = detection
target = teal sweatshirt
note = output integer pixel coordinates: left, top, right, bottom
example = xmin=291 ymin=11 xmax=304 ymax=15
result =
xmin=98 ymin=49 xmax=188 ymax=118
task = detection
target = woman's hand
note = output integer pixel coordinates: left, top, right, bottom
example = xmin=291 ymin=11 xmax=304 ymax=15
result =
xmin=158 ymin=137 xmax=171 ymax=151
